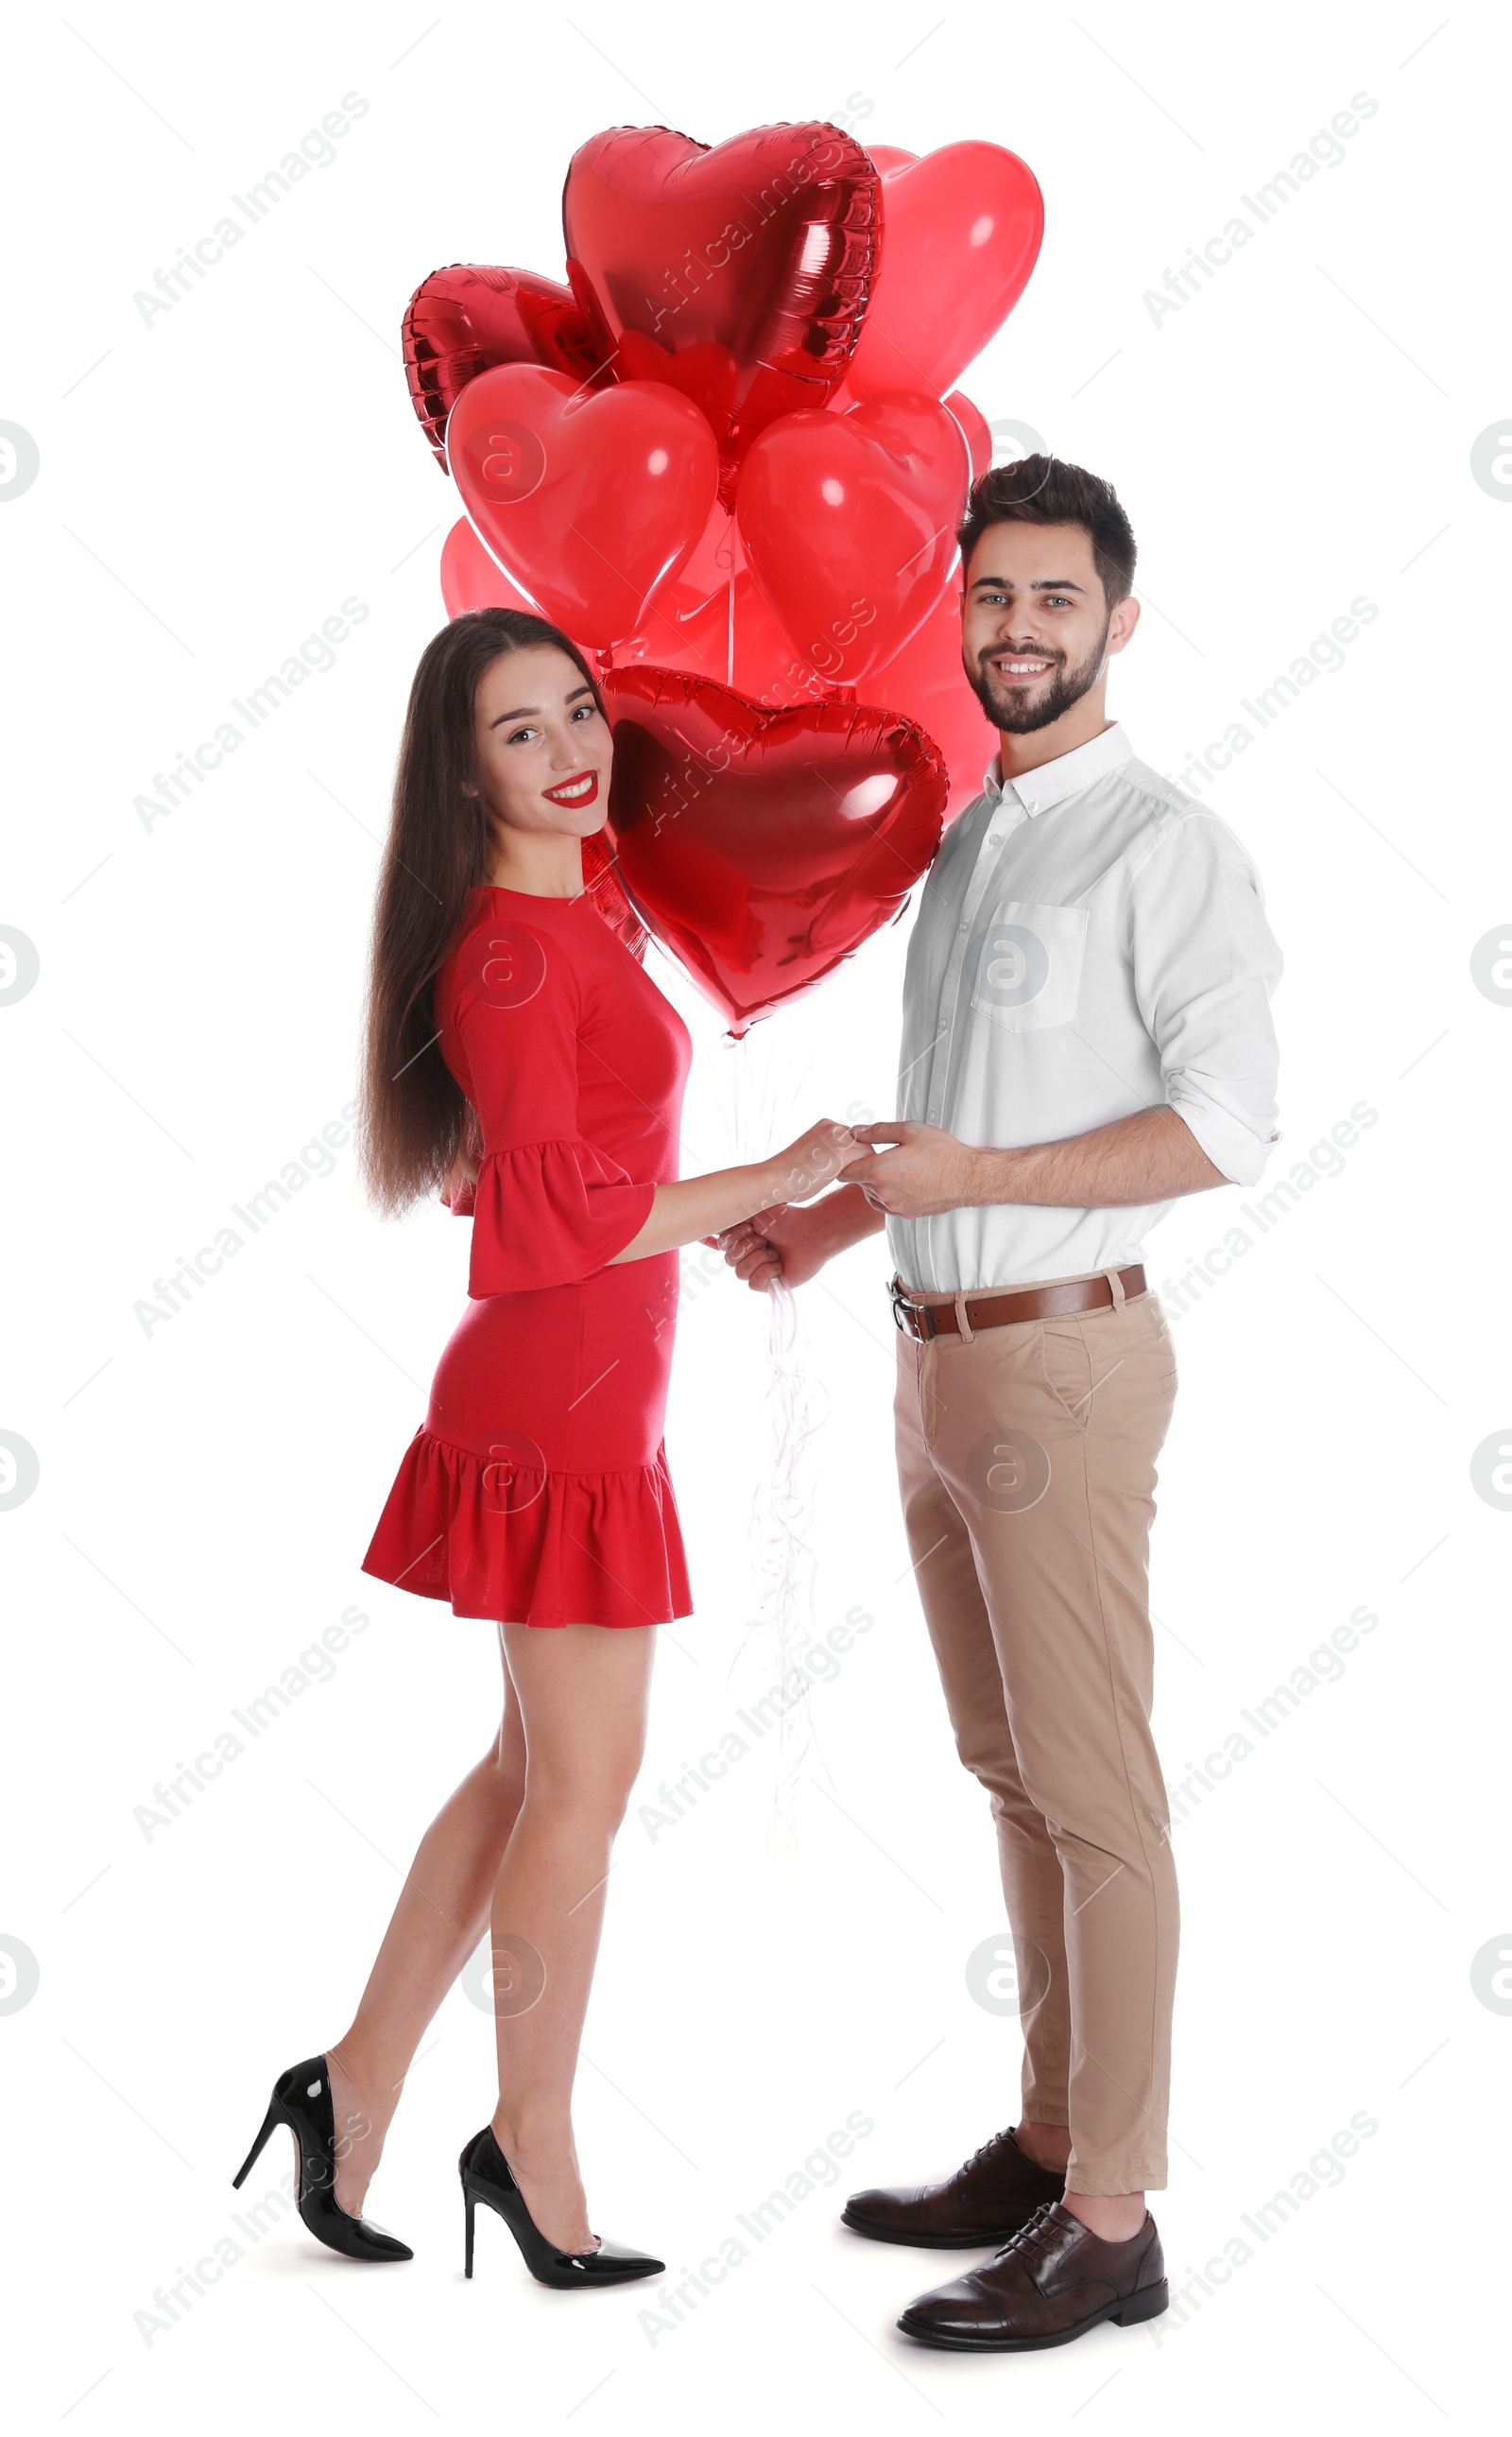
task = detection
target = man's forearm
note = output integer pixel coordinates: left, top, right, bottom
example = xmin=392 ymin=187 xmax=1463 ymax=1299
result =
xmin=811 ymin=1180 xmax=890 ymax=1249
xmin=965 ymin=1106 xmax=1228 ymax=1208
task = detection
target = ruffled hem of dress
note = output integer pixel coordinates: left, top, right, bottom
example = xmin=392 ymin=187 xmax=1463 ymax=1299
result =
xmin=360 ymin=1426 xmax=692 ymax=1627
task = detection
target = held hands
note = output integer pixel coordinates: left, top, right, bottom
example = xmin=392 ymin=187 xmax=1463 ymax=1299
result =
xmin=761 ymin=1117 xmax=865 ymax=1207
xmin=713 ymin=1115 xmax=974 ymax=1294
xmin=710 ymin=1117 xmax=868 ymax=1296
xmin=843 ymin=1120 xmax=981 ymax=1218
xmin=715 ymin=1111 xmax=978 ymax=1287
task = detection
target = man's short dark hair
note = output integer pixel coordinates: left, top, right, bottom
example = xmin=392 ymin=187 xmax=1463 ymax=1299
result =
xmin=956 ymin=456 xmax=1137 ymax=608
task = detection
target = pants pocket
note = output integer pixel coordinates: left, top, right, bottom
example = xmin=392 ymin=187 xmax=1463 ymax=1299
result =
xmin=1141 ymin=1292 xmax=1179 ymax=1391
xmin=1038 ymin=1320 xmax=1094 ymax=1427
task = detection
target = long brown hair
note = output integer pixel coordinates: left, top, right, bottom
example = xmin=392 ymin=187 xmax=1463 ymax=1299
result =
xmin=358 ymin=608 xmax=607 ymax=1214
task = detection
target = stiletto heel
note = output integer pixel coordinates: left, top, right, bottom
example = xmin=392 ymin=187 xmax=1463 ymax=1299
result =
xmin=233 ymin=2055 xmax=413 ymax=2263
xmin=457 ymin=2125 xmax=662 ymax=2290
xmin=232 ymin=2100 xmax=280 ymax=2191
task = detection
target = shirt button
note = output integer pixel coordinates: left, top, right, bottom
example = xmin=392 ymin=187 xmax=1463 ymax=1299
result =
xmin=927 ymin=1107 xmax=938 ymax=1122
xmin=937 ymin=1019 xmax=948 ymax=1034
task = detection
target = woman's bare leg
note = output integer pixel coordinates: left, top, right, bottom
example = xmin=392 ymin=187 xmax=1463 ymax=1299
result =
xmin=326 ymin=1643 xmax=526 ymax=2213
xmin=489 ymin=1620 xmax=657 ymax=2253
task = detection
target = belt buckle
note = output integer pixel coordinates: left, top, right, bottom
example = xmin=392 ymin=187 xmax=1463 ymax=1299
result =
xmin=889 ymin=1278 xmax=933 ymax=1341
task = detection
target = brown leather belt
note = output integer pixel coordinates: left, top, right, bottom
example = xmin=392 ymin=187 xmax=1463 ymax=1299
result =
xmin=889 ymin=1265 xmax=1147 ymax=1342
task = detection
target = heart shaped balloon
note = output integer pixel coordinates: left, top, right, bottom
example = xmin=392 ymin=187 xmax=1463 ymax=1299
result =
xmin=837 ymin=143 xmax=1043 ymax=403
xmin=868 ymin=580 xmax=998 ymax=824
xmin=448 ymin=363 xmax=719 ymax=649
xmin=947 ymin=389 xmax=993 ymax=480
xmin=562 ymin=123 xmax=880 ymax=496
xmin=601 ymin=665 xmax=946 ymax=1032
xmin=581 ymin=827 xmax=648 ymax=959
xmin=736 ymin=391 xmax=969 ymax=685
xmin=404 ymin=265 xmax=608 ymax=472
xmin=617 ymin=565 xmax=802 ymax=699
xmin=439 ymin=515 xmax=540 ymax=618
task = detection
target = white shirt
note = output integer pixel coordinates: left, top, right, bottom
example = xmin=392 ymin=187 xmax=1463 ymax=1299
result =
xmin=885 ymin=723 xmax=1282 ymax=1294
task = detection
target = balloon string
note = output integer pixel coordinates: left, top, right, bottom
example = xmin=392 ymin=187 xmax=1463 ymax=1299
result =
xmin=726 ymin=566 xmax=735 ymax=690
xmin=749 ymin=1275 xmax=823 ymax=1847
xmin=715 ymin=1034 xmax=821 ymax=1848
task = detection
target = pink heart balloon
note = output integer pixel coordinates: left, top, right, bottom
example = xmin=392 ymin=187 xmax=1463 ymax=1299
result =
xmin=840 ymin=142 xmax=1043 ymax=402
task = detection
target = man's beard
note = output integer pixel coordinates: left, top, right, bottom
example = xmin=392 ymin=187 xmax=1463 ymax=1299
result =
xmin=966 ymin=619 xmax=1110 ymax=734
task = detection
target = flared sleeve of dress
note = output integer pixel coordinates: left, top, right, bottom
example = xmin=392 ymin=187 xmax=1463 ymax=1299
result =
xmin=437 ymin=907 xmax=655 ymax=1296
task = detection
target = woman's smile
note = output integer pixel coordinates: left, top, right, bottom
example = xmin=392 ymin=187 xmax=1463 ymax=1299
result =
xmin=541 ymin=769 xmax=599 ymax=807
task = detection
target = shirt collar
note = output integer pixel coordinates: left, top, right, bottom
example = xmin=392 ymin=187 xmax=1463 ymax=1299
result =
xmin=981 ymin=722 xmax=1133 ymax=819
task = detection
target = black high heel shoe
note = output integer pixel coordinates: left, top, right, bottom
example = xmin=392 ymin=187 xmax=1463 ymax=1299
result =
xmin=233 ymin=2055 xmax=413 ymax=2263
xmin=459 ymin=2125 xmax=663 ymax=2289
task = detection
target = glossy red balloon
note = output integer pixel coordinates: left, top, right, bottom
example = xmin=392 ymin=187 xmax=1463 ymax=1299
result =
xmin=616 ymin=564 xmax=809 ymax=699
xmin=439 ymin=515 xmax=539 ymax=618
xmin=403 ymin=265 xmax=608 ymax=473
xmin=947 ymin=389 xmax=993 ymax=480
xmin=601 ymin=666 xmax=946 ymax=1033
xmin=581 ymin=827 xmax=649 ymax=960
xmin=868 ymin=581 xmax=998 ymax=823
xmin=438 ymin=517 xmax=798 ymax=704
xmin=649 ymin=498 xmax=743 ymax=631
xmin=838 ymin=143 xmax=1042 ymax=403
xmin=448 ymin=364 xmax=719 ymax=650
xmin=736 ymin=390 xmax=969 ymax=685
xmin=562 ymin=123 xmax=880 ymax=496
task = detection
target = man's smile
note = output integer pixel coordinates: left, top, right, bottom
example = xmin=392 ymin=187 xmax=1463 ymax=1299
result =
xmin=987 ymin=649 xmax=1059 ymax=683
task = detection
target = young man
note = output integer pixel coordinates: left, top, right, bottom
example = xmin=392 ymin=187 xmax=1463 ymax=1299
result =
xmin=717 ymin=457 xmax=1282 ymax=2352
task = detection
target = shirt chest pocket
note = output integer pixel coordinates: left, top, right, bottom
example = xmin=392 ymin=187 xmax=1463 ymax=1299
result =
xmin=970 ymin=900 xmax=1089 ymax=1031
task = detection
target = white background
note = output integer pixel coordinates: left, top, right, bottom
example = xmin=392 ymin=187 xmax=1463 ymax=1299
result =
xmin=3 ymin=4 xmax=1505 ymax=2430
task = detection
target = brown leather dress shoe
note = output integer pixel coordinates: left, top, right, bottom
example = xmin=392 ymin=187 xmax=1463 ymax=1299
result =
xmin=897 ymin=2201 xmax=1168 ymax=2350
xmin=842 ymin=2128 xmax=1066 ymax=2249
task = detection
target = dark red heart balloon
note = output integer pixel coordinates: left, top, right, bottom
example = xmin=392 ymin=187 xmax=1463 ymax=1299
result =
xmin=601 ymin=665 xmax=945 ymax=1033
xmin=562 ymin=123 xmax=880 ymax=499
xmin=448 ymin=363 xmax=719 ymax=649
xmin=403 ymin=264 xmax=609 ymax=472
xmin=581 ymin=827 xmax=648 ymax=960
xmin=737 ymin=390 xmax=968 ymax=685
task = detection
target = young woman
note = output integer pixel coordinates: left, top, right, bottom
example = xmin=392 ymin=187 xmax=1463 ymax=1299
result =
xmin=232 ymin=609 xmax=855 ymax=2288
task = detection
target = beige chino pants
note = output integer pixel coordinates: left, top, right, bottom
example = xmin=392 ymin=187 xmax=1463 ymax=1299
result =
xmin=893 ymin=1275 xmax=1179 ymax=2195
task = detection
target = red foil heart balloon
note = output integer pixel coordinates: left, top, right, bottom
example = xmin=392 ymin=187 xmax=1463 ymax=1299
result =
xmin=403 ymin=265 xmax=608 ymax=473
xmin=448 ymin=363 xmax=719 ymax=649
xmin=562 ymin=123 xmax=880 ymax=500
xmin=736 ymin=391 xmax=969 ymax=685
xmin=836 ymin=143 xmax=1043 ymax=404
xmin=601 ymin=665 xmax=946 ymax=1033
xmin=581 ymin=827 xmax=648 ymax=960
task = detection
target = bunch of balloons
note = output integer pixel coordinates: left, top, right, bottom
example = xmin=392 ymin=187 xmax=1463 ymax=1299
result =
xmin=403 ymin=122 xmax=1042 ymax=1029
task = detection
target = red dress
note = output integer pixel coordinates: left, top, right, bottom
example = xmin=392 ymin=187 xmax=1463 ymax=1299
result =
xmin=361 ymin=884 xmax=694 ymax=1627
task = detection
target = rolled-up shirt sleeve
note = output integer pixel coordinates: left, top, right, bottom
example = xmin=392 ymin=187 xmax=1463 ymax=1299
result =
xmin=1128 ymin=813 xmax=1283 ymax=1186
